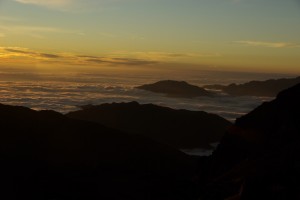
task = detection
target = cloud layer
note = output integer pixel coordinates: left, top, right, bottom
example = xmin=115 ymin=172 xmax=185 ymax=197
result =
xmin=0 ymin=76 xmax=271 ymax=122
xmin=0 ymin=46 xmax=220 ymax=67
xmin=235 ymin=40 xmax=300 ymax=48
xmin=0 ymin=47 xmax=159 ymax=66
xmin=14 ymin=0 xmax=72 ymax=7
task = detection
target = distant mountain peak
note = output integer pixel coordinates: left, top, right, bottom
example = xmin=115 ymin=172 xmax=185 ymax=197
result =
xmin=136 ymin=80 xmax=213 ymax=98
xmin=204 ymin=76 xmax=300 ymax=97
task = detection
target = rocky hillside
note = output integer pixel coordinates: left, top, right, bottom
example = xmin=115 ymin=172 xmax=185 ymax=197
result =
xmin=67 ymin=102 xmax=231 ymax=149
xmin=0 ymin=104 xmax=198 ymax=200
xmin=198 ymin=83 xmax=300 ymax=199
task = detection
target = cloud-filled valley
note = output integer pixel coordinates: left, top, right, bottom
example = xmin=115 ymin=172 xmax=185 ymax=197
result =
xmin=0 ymin=71 xmax=275 ymax=121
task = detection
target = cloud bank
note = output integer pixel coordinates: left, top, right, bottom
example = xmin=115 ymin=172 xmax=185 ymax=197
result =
xmin=0 ymin=78 xmax=271 ymax=122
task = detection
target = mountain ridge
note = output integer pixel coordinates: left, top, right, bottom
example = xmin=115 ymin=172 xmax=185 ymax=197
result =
xmin=136 ymin=80 xmax=213 ymax=98
xmin=204 ymin=76 xmax=300 ymax=97
xmin=0 ymin=103 xmax=198 ymax=200
xmin=67 ymin=101 xmax=232 ymax=149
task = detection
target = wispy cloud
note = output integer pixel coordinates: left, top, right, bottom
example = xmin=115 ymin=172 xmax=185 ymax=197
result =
xmin=111 ymin=51 xmax=221 ymax=61
xmin=85 ymin=58 xmax=157 ymax=66
xmin=13 ymin=0 xmax=73 ymax=8
xmin=0 ymin=47 xmax=63 ymax=59
xmin=12 ymin=0 xmax=106 ymax=12
xmin=235 ymin=40 xmax=300 ymax=48
xmin=0 ymin=47 xmax=159 ymax=66
xmin=0 ymin=46 xmax=218 ymax=67
xmin=0 ymin=24 xmax=83 ymax=38
xmin=12 ymin=0 xmax=150 ymax=12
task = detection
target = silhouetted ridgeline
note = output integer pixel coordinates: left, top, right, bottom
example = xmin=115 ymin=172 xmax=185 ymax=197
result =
xmin=2 ymin=82 xmax=300 ymax=200
xmin=198 ymin=83 xmax=300 ymax=199
xmin=204 ymin=76 xmax=300 ymax=97
xmin=136 ymin=80 xmax=213 ymax=98
xmin=66 ymin=102 xmax=232 ymax=149
xmin=0 ymin=104 xmax=199 ymax=200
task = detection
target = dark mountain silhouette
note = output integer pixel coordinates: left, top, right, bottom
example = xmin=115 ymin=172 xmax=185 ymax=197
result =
xmin=66 ymin=101 xmax=231 ymax=149
xmin=3 ymin=81 xmax=300 ymax=200
xmin=136 ymin=80 xmax=213 ymax=98
xmin=198 ymin=83 xmax=300 ymax=199
xmin=0 ymin=104 xmax=199 ymax=200
xmin=204 ymin=76 xmax=300 ymax=97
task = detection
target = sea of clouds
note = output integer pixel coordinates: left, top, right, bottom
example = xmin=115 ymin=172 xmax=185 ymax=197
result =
xmin=0 ymin=68 xmax=290 ymax=122
xmin=0 ymin=80 xmax=273 ymax=122
xmin=1 ymin=69 xmax=289 ymax=155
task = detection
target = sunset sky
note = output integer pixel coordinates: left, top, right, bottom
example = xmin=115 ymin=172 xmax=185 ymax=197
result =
xmin=0 ymin=0 xmax=300 ymax=74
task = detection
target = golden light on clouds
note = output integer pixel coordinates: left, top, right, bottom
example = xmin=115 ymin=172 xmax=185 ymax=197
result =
xmin=0 ymin=47 xmax=160 ymax=67
xmin=235 ymin=41 xmax=300 ymax=48
xmin=0 ymin=46 xmax=225 ymax=67
xmin=0 ymin=0 xmax=299 ymax=74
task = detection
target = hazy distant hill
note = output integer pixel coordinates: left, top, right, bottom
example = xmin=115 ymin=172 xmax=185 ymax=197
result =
xmin=204 ymin=76 xmax=300 ymax=97
xmin=0 ymin=104 xmax=198 ymax=200
xmin=198 ymin=83 xmax=300 ymax=199
xmin=136 ymin=80 xmax=213 ymax=98
xmin=66 ymin=101 xmax=232 ymax=149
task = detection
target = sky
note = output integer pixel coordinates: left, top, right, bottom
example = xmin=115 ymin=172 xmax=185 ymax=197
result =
xmin=0 ymin=0 xmax=300 ymax=74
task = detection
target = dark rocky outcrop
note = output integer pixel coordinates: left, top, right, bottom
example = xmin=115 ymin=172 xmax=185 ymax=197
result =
xmin=0 ymin=104 xmax=199 ymax=200
xmin=136 ymin=80 xmax=213 ymax=98
xmin=198 ymin=83 xmax=300 ymax=199
xmin=204 ymin=76 xmax=300 ymax=97
xmin=66 ymin=102 xmax=232 ymax=149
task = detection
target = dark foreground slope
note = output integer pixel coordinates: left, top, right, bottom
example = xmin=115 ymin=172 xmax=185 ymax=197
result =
xmin=0 ymin=104 xmax=199 ymax=200
xmin=136 ymin=80 xmax=213 ymax=98
xmin=199 ymin=83 xmax=300 ymax=199
xmin=204 ymin=76 xmax=300 ymax=97
xmin=66 ymin=102 xmax=231 ymax=149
